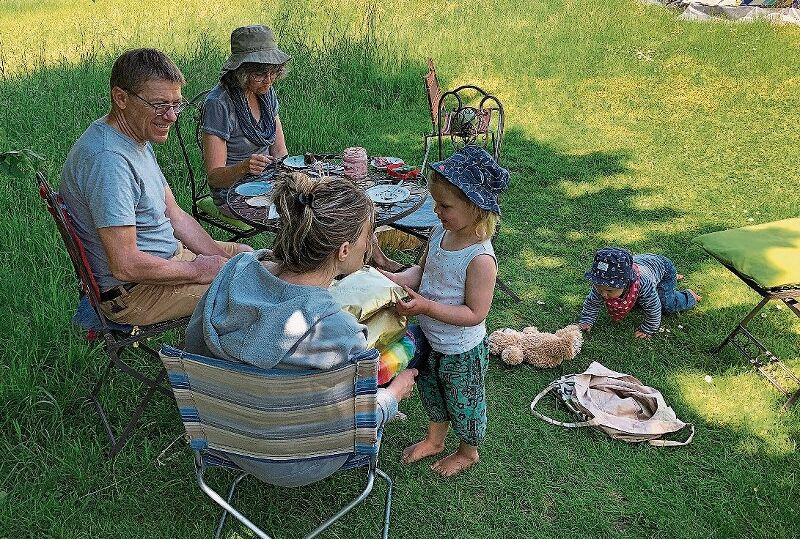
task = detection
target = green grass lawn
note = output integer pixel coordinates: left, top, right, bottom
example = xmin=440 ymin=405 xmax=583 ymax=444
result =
xmin=1 ymin=0 xmax=799 ymax=537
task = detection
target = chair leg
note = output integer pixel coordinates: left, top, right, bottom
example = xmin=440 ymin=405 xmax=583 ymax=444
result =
xmin=215 ymin=472 xmax=250 ymax=539
xmin=495 ymin=276 xmax=521 ymax=302
xmin=194 ymin=454 xmax=272 ymax=539
xmin=305 ymin=467 xmax=377 ymax=539
xmin=87 ymin=359 xmax=118 ymax=445
xmin=106 ymin=367 xmax=169 ymax=458
xmin=712 ymin=297 xmax=770 ymax=354
xmin=90 ymin=340 xmax=174 ymax=458
xmin=375 ymin=468 xmax=393 ymax=539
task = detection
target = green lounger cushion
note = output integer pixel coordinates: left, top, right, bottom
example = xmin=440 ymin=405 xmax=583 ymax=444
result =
xmin=694 ymin=217 xmax=800 ymax=289
xmin=197 ymin=196 xmax=253 ymax=231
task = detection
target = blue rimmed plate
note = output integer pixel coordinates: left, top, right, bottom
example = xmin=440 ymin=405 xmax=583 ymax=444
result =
xmin=235 ymin=181 xmax=273 ymax=196
xmin=282 ymin=155 xmax=307 ymax=170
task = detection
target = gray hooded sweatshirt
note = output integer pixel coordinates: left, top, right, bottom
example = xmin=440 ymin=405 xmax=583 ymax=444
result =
xmin=185 ymin=251 xmax=398 ymax=486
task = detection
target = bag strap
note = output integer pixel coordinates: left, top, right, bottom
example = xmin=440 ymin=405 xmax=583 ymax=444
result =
xmin=647 ymin=424 xmax=695 ymax=447
xmin=530 ymin=382 xmax=597 ymax=428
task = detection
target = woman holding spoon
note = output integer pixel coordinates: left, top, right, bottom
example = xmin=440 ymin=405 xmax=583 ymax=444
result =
xmin=202 ymin=25 xmax=290 ymax=216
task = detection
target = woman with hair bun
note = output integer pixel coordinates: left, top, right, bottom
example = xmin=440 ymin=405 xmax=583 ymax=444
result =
xmin=185 ymin=172 xmax=418 ymax=486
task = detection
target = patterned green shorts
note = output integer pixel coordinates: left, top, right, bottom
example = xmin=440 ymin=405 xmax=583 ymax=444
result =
xmin=416 ymin=336 xmax=489 ymax=446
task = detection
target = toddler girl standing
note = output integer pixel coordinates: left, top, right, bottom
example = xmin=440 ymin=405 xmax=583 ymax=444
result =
xmin=380 ymin=146 xmax=509 ymax=477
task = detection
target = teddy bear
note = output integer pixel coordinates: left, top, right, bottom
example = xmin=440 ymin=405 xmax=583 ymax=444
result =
xmin=488 ymin=325 xmax=583 ymax=368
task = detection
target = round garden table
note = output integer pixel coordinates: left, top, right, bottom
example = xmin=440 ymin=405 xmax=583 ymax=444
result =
xmin=226 ymin=157 xmax=428 ymax=233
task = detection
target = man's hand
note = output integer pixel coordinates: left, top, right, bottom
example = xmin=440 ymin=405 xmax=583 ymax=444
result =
xmin=193 ymin=254 xmax=227 ymax=284
xmin=395 ymin=285 xmax=430 ymax=317
xmin=232 ymin=243 xmax=255 ymax=256
xmin=634 ymin=330 xmax=651 ymax=339
xmin=242 ymin=153 xmax=274 ymax=176
xmin=386 ymin=368 xmax=418 ymax=402
xmin=578 ymin=323 xmax=592 ymax=332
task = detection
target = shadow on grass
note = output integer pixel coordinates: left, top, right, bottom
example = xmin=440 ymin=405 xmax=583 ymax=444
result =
xmin=2 ymin=25 xmax=800 ymax=539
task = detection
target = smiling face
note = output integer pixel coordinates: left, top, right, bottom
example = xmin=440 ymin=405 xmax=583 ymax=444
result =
xmin=114 ymin=79 xmax=183 ymax=144
xmin=429 ymin=176 xmax=479 ymax=234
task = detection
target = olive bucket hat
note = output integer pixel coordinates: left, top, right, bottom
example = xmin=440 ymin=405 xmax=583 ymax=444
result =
xmin=220 ymin=25 xmax=291 ymax=75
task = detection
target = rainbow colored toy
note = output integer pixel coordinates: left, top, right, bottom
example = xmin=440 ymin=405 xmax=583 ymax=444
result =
xmin=377 ymin=329 xmax=416 ymax=385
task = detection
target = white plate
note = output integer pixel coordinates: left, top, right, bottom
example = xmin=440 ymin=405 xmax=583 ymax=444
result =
xmin=283 ymin=155 xmax=307 ymax=169
xmin=366 ymin=185 xmax=410 ymax=204
xmin=245 ymin=195 xmax=271 ymax=207
xmin=235 ymin=181 xmax=273 ymax=196
xmin=370 ymin=156 xmax=404 ymax=170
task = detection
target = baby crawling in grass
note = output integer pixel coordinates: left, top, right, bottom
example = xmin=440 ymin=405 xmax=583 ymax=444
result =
xmin=579 ymin=246 xmax=701 ymax=338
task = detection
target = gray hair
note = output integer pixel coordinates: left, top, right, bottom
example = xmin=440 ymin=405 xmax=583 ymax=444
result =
xmin=110 ymin=48 xmax=185 ymax=93
xmin=271 ymin=172 xmax=374 ymax=274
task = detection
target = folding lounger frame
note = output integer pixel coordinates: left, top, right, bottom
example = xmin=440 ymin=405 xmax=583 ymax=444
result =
xmin=712 ymin=261 xmax=800 ymax=408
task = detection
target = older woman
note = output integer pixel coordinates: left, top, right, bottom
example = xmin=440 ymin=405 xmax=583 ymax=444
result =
xmin=201 ymin=25 xmax=290 ymax=213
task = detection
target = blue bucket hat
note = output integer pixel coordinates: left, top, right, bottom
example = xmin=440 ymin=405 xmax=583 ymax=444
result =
xmin=429 ymin=145 xmax=510 ymax=215
xmin=584 ymin=247 xmax=635 ymax=288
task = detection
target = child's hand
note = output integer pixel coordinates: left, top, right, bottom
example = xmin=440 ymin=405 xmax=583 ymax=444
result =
xmin=578 ymin=323 xmax=592 ymax=332
xmin=634 ymin=330 xmax=651 ymax=339
xmin=395 ymin=285 xmax=430 ymax=316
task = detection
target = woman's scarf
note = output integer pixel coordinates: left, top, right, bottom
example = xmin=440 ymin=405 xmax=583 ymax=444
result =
xmin=605 ymin=264 xmax=641 ymax=322
xmin=227 ymin=83 xmax=277 ymax=148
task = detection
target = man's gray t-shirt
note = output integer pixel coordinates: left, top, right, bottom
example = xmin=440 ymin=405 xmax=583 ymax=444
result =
xmin=201 ymin=84 xmax=280 ymax=205
xmin=60 ymin=118 xmax=178 ymax=290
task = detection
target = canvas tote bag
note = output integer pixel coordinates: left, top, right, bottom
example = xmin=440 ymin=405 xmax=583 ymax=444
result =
xmin=530 ymin=362 xmax=694 ymax=447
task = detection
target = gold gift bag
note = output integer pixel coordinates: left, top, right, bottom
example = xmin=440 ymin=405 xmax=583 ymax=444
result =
xmin=329 ymin=266 xmax=407 ymax=349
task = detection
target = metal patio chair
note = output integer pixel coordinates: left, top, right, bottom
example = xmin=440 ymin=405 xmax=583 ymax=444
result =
xmin=695 ymin=218 xmax=800 ymax=408
xmin=159 ymin=344 xmax=393 ymax=539
xmin=37 ymin=171 xmax=189 ymax=457
xmin=174 ymin=90 xmax=260 ymax=242
xmin=421 ymin=57 xmax=504 ymax=171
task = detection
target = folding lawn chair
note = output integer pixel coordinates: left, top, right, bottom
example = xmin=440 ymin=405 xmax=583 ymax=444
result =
xmin=695 ymin=218 xmax=800 ymax=408
xmin=37 ymin=171 xmax=189 ymax=457
xmin=159 ymin=344 xmax=393 ymax=539
xmin=174 ymin=90 xmax=260 ymax=242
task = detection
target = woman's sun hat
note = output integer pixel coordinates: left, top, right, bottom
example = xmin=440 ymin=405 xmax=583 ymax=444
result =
xmin=221 ymin=25 xmax=290 ymax=75
xmin=429 ymin=145 xmax=510 ymax=215
xmin=584 ymin=247 xmax=636 ymax=288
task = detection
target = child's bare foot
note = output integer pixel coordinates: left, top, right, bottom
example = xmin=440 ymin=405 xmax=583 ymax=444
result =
xmin=430 ymin=444 xmax=479 ymax=477
xmin=677 ymin=273 xmax=684 ymax=281
xmin=688 ymin=289 xmax=702 ymax=302
xmin=402 ymin=439 xmax=444 ymax=464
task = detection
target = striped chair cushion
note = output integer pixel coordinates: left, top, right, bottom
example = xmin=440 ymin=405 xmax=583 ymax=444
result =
xmin=160 ymin=345 xmax=380 ymax=461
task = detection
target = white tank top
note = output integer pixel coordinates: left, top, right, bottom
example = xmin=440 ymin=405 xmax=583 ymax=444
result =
xmin=417 ymin=225 xmax=496 ymax=354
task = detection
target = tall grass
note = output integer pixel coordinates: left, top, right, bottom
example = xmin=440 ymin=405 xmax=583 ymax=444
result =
xmin=1 ymin=1 xmax=799 ymax=538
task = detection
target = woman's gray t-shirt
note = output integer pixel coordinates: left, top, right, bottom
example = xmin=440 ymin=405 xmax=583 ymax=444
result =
xmin=201 ymin=83 xmax=280 ymax=205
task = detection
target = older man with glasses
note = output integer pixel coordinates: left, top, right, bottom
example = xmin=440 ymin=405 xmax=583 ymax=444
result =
xmin=60 ymin=48 xmax=252 ymax=326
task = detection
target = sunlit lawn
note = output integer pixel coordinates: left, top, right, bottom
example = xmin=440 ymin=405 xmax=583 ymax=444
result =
xmin=1 ymin=0 xmax=799 ymax=537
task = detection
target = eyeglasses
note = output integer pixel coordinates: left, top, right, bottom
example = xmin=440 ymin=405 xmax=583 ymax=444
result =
xmin=124 ymin=89 xmax=189 ymax=116
xmin=250 ymin=70 xmax=280 ymax=83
